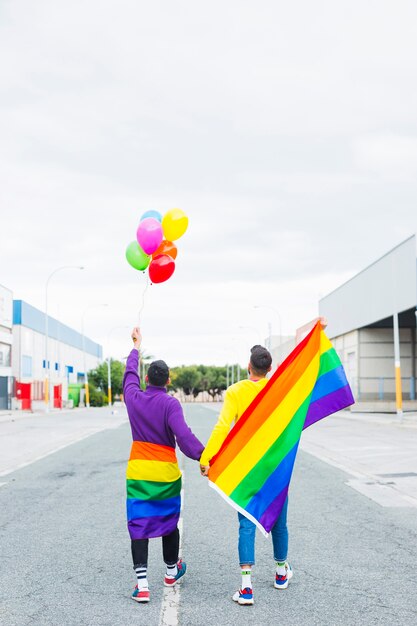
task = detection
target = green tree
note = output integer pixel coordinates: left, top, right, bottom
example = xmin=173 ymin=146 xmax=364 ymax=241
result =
xmin=88 ymin=359 xmax=125 ymax=399
xmin=197 ymin=365 xmax=227 ymax=400
xmin=88 ymin=384 xmax=107 ymax=407
xmin=170 ymin=366 xmax=202 ymax=399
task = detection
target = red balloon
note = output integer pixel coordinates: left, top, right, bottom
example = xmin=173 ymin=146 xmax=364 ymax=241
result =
xmin=149 ymin=254 xmax=175 ymax=284
xmin=152 ymin=240 xmax=178 ymax=260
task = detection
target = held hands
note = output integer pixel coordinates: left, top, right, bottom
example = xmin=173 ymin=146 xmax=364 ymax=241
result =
xmin=200 ymin=464 xmax=210 ymax=477
xmin=131 ymin=327 xmax=142 ymax=349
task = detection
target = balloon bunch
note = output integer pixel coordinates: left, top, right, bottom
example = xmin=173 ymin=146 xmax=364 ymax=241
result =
xmin=125 ymin=209 xmax=189 ymax=283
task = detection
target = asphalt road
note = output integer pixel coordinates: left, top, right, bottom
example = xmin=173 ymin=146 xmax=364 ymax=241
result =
xmin=1 ymin=405 xmax=416 ymax=625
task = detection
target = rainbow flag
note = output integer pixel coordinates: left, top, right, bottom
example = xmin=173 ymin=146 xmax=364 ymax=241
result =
xmin=208 ymin=322 xmax=354 ymax=536
xmin=126 ymin=441 xmax=182 ymax=539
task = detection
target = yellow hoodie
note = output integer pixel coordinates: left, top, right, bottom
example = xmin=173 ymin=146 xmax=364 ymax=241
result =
xmin=200 ymin=378 xmax=269 ymax=466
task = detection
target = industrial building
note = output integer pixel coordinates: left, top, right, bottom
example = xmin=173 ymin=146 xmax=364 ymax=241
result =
xmin=0 ymin=289 xmax=104 ymax=411
xmin=0 ymin=284 xmax=13 ymax=410
xmin=319 ymin=235 xmax=417 ymax=413
xmin=12 ymin=300 xmax=102 ymax=410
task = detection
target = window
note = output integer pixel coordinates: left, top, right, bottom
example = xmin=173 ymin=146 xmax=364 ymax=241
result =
xmin=22 ymin=355 xmax=33 ymax=377
xmin=0 ymin=343 xmax=11 ymax=367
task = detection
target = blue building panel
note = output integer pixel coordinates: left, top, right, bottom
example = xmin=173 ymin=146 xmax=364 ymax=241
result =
xmin=13 ymin=300 xmax=102 ymax=358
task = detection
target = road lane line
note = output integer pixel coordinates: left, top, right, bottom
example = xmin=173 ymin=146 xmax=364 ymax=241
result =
xmin=159 ymin=475 xmax=185 ymax=626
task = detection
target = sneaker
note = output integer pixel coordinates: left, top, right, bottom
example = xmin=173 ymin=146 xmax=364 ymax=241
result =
xmin=164 ymin=559 xmax=187 ymax=587
xmin=274 ymin=562 xmax=293 ymax=589
xmin=232 ymin=587 xmax=254 ymax=605
xmin=132 ymin=585 xmax=150 ymax=603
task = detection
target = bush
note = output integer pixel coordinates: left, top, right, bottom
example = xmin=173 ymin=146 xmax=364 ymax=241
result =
xmin=88 ymin=384 xmax=108 ymax=407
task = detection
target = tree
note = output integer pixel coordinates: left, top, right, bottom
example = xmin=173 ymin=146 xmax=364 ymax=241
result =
xmin=88 ymin=359 xmax=125 ymax=398
xmin=170 ymin=366 xmax=202 ymax=399
xmin=197 ymin=365 xmax=227 ymax=400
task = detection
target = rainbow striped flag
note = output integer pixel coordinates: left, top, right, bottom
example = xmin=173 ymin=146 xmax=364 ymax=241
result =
xmin=126 ymin=441 xmax=182 ymax=539
xmin=208 ymin=322 xmax=354 ymax=536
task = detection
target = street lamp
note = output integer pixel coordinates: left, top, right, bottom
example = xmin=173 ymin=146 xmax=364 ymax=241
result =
xmin=107 ymin=325 xmax=129 ymax=406
xmin=81 ymin=303 xmax=108 ymax=408
xmin=238 ymin=325 xmax=262 ymax=345
xmin=44 ymin=265 xmax=84 ymax=412
xmin=254 ymin=305 xmax=282 ymax=351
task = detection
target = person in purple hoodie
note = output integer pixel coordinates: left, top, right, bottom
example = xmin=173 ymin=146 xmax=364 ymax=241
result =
xmin=123 ymin=327 xmax=204 ymax=603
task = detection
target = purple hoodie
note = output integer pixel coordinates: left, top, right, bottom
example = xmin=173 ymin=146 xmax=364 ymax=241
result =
xmin=123 ymin=349 xmax=204 ymax=460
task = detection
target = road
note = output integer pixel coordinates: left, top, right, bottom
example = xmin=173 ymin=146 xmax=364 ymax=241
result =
xmin=0 ymin=405 xmax=416 ymax=625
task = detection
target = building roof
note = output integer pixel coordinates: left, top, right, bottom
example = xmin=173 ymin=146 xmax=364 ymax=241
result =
xmin=319 ymin=235 xmax=417 ymax=338
xmin=13 ymin=300 xmax=102 ymax=358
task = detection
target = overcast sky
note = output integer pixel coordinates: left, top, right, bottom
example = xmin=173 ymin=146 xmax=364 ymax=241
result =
xmin=1 ymin=1 xmax=417 ymax=366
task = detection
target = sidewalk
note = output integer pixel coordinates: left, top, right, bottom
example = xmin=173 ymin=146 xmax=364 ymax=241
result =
xmin=0 ymin=405 xmax=128 ymax=478
xmin=0 ymin=407 xmax=83 ymax=424
xmin=301 ymin=410 xmax=417 ymax=507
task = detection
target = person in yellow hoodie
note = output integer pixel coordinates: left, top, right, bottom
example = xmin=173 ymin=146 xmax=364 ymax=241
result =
xmin=199 ymin=344 xmax=292 ymax=605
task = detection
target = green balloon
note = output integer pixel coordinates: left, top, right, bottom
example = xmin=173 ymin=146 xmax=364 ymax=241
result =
xmin=125 ymin=241 xmax=151 ymax=271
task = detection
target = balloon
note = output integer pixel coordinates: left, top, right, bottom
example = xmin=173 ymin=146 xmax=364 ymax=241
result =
xmin=140 ymin=210 xmax=162 ymax=222
xmin=125 ymin=241 xmax=151 ymax=271
xmin=149 ymin=254 xmax=175 ymax=283
xmin=162 ymin=208 xmax=188 ymax=241
xmin=152 ymin=240 xmax=178 ymax=260
xmin=137 ymin=217 xmax=163 ymax=255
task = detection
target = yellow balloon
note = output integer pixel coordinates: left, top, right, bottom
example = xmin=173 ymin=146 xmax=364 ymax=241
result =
xmin=162 ymin=208 xmax=189 ymax=241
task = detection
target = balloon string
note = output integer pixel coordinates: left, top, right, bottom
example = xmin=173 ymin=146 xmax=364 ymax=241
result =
xmin=138 ymin=275 xmax=150 ymax=325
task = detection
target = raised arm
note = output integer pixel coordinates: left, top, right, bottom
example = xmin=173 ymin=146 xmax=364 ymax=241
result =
xmin=122 ymin=327 xmax=143 ymax=405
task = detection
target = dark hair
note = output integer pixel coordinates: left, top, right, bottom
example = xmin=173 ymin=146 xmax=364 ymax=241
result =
xmin=250 ymin=345 xmax=272 ymax=376
xmin=147 ymin=360 xmax=170 ymax=387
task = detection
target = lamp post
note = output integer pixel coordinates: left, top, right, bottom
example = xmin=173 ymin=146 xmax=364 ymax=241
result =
xmin=44 ymin=265 xmax=84 ymax=412
xmin=81 ymin=304 xmax=108 ymax=408
xmin=254 ymin=305 xmax=282 ymax=351
xmin=238 ymin=325 xmax=262 ymax=345
xmin=107 ymin=325 xmax=129 ymax=406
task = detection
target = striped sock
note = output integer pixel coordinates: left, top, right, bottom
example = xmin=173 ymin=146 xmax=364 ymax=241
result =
xmin=166 ymin=563 xmax=178 ymax=579
xmin=241 ymin=569 xmax=252 ymax=589
xmin=135 ymin=566 xmax=149 ymax=590
xmin=276 ymin=561 xmax=287 ymax=576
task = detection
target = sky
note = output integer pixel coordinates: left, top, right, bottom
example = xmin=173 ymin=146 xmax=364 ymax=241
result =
xmin=1 ymin=0 xmax=417 ymax=366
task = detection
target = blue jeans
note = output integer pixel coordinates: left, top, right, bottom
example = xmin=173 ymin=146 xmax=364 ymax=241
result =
xmin=238 ymin=497 xmax=288 ymax=566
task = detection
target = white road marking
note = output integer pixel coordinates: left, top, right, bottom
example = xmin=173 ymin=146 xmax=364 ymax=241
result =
xmin=159 ymin=476 xmax=185 ymax=626
xmin=301 ymin=440 xmax=417 ymax=508
xmin=0 ymin=482 xmax=7 ymax=488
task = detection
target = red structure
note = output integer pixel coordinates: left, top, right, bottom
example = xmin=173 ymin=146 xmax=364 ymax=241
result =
xmin=16 ymin=382 xmax=32 ymax=411
xmin=53 ymin=384 xmax=63 ymax=409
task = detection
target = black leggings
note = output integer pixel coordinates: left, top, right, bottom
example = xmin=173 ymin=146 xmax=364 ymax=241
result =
xmin=132 ymin=527 xmax=179 ymax=568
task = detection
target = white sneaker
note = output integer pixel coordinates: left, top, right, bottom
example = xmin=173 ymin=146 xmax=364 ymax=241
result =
xmin=274 ymin=562 xmax=293 ymax=589
xmin=232 ymin=587 xmax=254 ymax=605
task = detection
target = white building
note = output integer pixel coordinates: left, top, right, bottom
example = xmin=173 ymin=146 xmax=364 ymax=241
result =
xmin=12 ymin=300 xmax=102 ymax=410
xmin=319 ymin=236 xmax=417 ymax=412
xmin=0 ymin=284 xmax=13 ymax=410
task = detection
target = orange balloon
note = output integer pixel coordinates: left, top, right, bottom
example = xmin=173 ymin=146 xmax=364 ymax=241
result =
xmin=152 ymin=240 xmax=178 ymax=260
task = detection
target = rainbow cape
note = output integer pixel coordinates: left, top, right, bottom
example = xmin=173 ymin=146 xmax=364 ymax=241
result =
xmin=126 ymin=441 xmax=182 ymax=539
xmin=208 ymin=322 xmax=354 ymax=537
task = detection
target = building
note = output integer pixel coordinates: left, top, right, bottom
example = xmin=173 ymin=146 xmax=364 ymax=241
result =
xmin=319 ymin=235 xmax=417 ymax=413
xmin=269 ymin=334 xmax=296 ymax=371
xmin=12 ymin=300 xmax=102 ymax=410
xmin=0 ymin=284 xmax=13 ymax=410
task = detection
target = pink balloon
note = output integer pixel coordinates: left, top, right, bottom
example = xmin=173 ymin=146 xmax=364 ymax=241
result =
xmin=136 ymin=218 xmax=163 ymax=255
